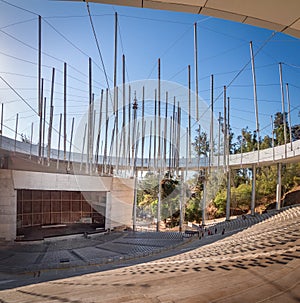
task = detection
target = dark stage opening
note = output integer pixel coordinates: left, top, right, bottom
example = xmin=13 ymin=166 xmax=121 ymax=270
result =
xmin=17 ymin=189 xmax=106 ymax=240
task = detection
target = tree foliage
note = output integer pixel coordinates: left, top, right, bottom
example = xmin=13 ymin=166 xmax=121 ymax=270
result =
xmin=189 ymin=110 xmax=300 ymax=220
xmin=192 ymin=128 xmax=209 ymax=157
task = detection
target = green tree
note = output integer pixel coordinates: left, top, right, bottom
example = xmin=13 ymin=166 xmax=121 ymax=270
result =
xmin=213 ymin=190 xmax=226 ymax=217
xmin=273 ymin=112 xmax=289 ymax=145
xmin=292 ymin=124 xmax=300 ymax=141
xmin=185 ymin=199 xmax=202 ymax=222
xmin=137 ymin=172 xmax=159 ymax=218
xmin=260 ymin=135 xmax=272 ymax=150
xmin=192 ymin=128 xmax=209 ymax=157
xmin=231 ymin=183 xmax=252 ymax=211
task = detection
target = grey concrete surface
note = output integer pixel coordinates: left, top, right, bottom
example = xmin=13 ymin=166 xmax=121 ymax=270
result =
xmin=0 ymin=206 xmax=299 ymax=302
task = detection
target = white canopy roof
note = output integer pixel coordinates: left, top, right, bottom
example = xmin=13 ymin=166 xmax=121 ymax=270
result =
xmin=71 ymin=0 xmax=300 ymax=38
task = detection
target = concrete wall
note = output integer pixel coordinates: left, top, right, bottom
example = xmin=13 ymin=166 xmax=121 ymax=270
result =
xmin=0 ymin=170 xmax=16 ymax=241
xmin=0 ymin=169 xmax=134 ymax=240
xmin=108 ymin=177 xmax=134 ymax=230
xmin=12 ymin=170 xmax=112 ymax=192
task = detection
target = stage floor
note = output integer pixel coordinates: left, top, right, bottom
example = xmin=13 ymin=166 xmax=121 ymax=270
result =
xmin=16 ymin=223 xmax=105 ymax=241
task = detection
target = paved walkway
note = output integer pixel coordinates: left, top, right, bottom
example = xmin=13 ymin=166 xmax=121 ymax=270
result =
xmin=0 ymin=206 xmax=299 ymax=302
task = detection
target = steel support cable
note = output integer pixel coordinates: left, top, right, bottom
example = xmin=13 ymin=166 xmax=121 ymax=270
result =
xmin=188 ymin=31 xmax=278 ymax=134
xmin=0 ymin=75 xmax=82 ymax=152
xmin=0 ymin=18 xmax=36 ymax=30
xmin=0 ymin=15 xmax=108 ymax=86
xmin=147 ymin=24 xmax=193 ymax=79
xmin=85 ymin=1 xmax=113 ymax=105
xmin=111 ymin=8 xmax=131 ymax=83
xmin=0 ymin=51 xmax=103 ymax=87
xmin=1 ymin=0 xmax=108 ymax=80
xmin=43 ymin=18 xmax=112 ymax=82
xmin=283 ymin=62 xmax=300 ymax=69
xmin=0 ymin=28 xmax=97 ymax=82
xmin=0 ymin=0 xmax=37 ymax=15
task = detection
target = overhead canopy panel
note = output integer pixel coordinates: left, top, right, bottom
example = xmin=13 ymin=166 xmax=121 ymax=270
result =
xmin=71 ymin=0 xmax=300 ymax=38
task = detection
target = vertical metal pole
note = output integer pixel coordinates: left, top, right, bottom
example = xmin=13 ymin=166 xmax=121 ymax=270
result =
xmin=185 ymin=127 xmax=188 ymax=178
xmin=100 ymin=140 xmax=104 ymax=173
xmin=87 ymin=57 xmax=93 ymax=173
xmin=38 ymin=78 xmax=44 ymax=158
xmin=92 ymin=103 xmax=96 ymax=169
xmin=251 ymin=164 xmax=256 ymax=216
xmin=276 ymin=162 xmax=282 ymax=210
xmin=271 ymin=115 xmax=275 ymax=160
xmin=133 ymin=123 xmax=139 ymax=231
xmin=114 ymin=12 xmax=118 ymax=95
xmin=164 ymin=92 xmax=168 ymax=165
xmin=156 ymin=173 xmax=161 ymax=232
xmin=168 ymin=115 xmax=173 ymax=175
xmin=223 ymin=86 xmax=227 ymax=171
xmin=37 ymin=16 xmax=42 ymax=158
xmin=104 ymin=89 xmax=109 ymax=171
xmin=108 ymin=116 xmax=116 ymax=175
xmin=80 ymin=123 xmax=87 ymax=171
xmin=194 ymin=22 xmax=199 ymax=121
xmin=158 ymin=58 xmax=161 ymax=161
xmin=177 ymin=103 xmax=181 ymax=173
xmin=141 ymin=86 xmax=145 ymax=176
xmin=113 ymin=13 xmax=118 ymax=162
xmin=29 ymin=122 xmax=33 ymax=159
xmin=122 ymin=54 xmax=126 ymax=162
xmin=42 ymin=97 xmax=46 ymax=164
xmin=240 ymin=131 xmax=243 ymax=166
xmin=0 ymin=103 xmax=3 ymax=147
xmin=197 ymin=124 xmax=201 ymax=172
xmin=132 ymin=92 xmax=138 ymax=176
xmin=218 ymin=112 xmax=221 ymax=168
xmin=47 ymin=68 xmax=55 ymax=165
xmin=115 ymin=89 xmax=119 ymax=163
xmin=224 ymin=88 xmax=230 ymax=221
xmin=279 ymin=63 xmax=287 ymax=156
xmin=148 ymin=121 xmax=152 ymax=169
xmin=57 ymin=113 xmax=62 ymax=170
xmin=128 ymin=85 xmax=131 ymax=167
xmin=95 ymin=90 xmax=103 ymax=168
xmin=142 ymin=121 xmax=146 ymax=172
xmin=64 ymin=62 xmax=67 ymax=161
xmin=226 ymin=168 xmax=231 ymax=221
xmin=160 ymin=130 xmax=164 ymax=171
xmin=210 ymin=74 xmax=214 ymax=169
xmin=250 ymin=41 xmax=260 ymax=160
xmin=14 ymin=113 xmax=18 ymax=152
xmin=133 ymin=173 xmax=138 ymax=231
xmin=227 ymin=96 xmax=230 ymax=171
xmin=38 ymin=15 xmax=42 ymax=114
xmin=0 ymin=103 xmax=3 ymax=134
xmin=172 ymin=97 xmax=176 ymax=170
xmin=188 ymin=65 xmax=191 ymax=162
xmin=286 ymin=83 xmax=293 ymax=150
xmin=202 ymin=178 xmax=206 ymax=225
xmin=68 ymin=117 xmax=74 ymax=171
xmin=179 ymin=173 xmax=184 ymax=232
xmin=154 ymin=89 xmax=157 ymax=169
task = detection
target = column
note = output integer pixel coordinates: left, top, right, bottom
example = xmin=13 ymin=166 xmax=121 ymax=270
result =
xmin=251 ymin=164 xmax=256 ymax=215
xmin=276 ymin=163 xmax=282 ymax=210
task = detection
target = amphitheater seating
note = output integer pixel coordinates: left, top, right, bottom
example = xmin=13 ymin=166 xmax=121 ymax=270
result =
xmin=0 ymin=205 xmax=298 ymax=275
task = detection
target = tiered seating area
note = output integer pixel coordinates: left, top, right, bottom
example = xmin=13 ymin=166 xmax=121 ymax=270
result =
xmin=0 ymin=205 xmax=299 ymax=302
xmin=128 ymin=205 xmax=300 ymax=275
xmin=0 ymin=230 xmax=186 ymax=274
xmin=0 ymin=206 xmax=299 ymax=276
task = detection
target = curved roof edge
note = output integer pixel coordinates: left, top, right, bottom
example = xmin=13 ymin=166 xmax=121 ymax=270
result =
xmin=72 ymin=0 xmax=300 ymax=39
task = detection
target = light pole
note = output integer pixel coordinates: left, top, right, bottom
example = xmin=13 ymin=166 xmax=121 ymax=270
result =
xmin=132 ymin=93 xmax=138 ymax=231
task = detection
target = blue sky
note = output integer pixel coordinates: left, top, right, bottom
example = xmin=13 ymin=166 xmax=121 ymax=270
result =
xmin=0 ymin=0 xmax=299 ymax=154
